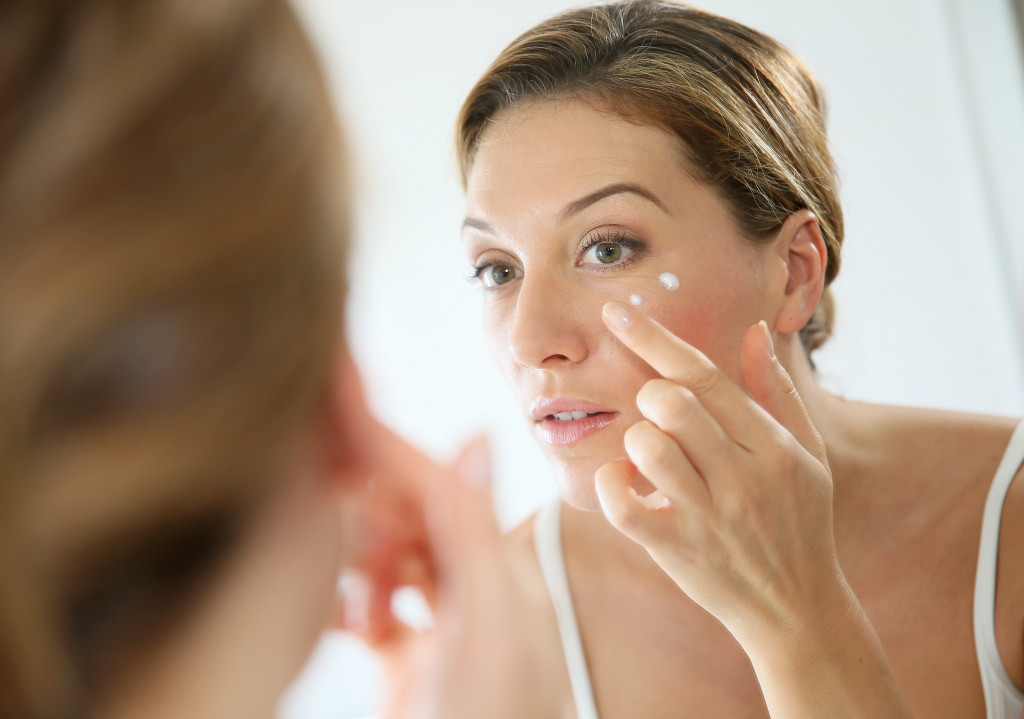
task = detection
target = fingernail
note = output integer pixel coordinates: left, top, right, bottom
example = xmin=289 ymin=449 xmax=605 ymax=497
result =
xmin=603 ymin=301 xmax=634 ymax=330
xmin=455 ymin=435 xmax=491 ymax=488
xmin=759 ymin=320 xmax=776 ymax=359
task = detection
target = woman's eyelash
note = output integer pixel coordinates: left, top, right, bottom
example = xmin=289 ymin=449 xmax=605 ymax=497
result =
xmin=578 ymin=231 xmax=645 ymax=266
xmin=466 ymin=231 xmax=644 ymax=285
xmin=467 ymin=261 xmax=523 ymax=289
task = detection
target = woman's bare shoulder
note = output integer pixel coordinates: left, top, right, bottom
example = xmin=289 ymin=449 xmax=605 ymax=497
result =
xmin=830 ymin=404 xmax=1019 ymax=539
xmin=851 ymin=403 xmax=1019 ymax=482
xmin=880 ymin=403 xmax=1014 ymax=444
xmin=880 ymin=406 xmax=1024 ymax=686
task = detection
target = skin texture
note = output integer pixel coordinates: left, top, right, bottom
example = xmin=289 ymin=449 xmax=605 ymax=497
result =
xmin=464 ymin=99 xmax=1024 ymax=718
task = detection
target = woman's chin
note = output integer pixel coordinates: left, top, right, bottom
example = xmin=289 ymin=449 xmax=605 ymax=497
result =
xmin=551 ymin=464 xmax=605 ymax=513
xmin=550 ymin=459 xmax=658 ymax=514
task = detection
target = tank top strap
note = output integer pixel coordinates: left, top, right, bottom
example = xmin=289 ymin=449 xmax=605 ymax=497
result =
xmin=973 ymin=419 xmax=1024 ymax=719
xmin=534 ymin=500 xmax=601 ymax=719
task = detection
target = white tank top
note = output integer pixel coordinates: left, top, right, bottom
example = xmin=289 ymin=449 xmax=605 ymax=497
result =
xmin=534 ymin=499 xmax=600 ymax=719
xmin=534 ymin=421 xmax=1024 ymax=719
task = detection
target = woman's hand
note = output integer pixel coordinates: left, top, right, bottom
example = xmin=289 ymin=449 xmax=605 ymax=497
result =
xmin=594 ymin=301 xmax=913 ymax=719
xmin=594 ymin=302 xmax=835 ymax=640
xmin=338 ymin=430 xmax=559 ymax=719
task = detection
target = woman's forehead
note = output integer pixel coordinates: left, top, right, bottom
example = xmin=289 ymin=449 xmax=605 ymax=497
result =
xmin=466 ymin=100 xmax=691 ymax=214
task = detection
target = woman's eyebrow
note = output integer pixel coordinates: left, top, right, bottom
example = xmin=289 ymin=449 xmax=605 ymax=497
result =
xmin=559 ymin=182 xmax=670 ymax=221
xmin=461 ymin=182 xmax=668 ymax=233
xmin=461 ymin=217 xmax=492 ymax=234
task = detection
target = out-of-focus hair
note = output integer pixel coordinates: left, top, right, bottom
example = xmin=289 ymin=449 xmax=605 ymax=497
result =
xmin=456 ymin=0 xmax=843 ymax=357
xmin=0 ymin=1 xmax=347 ymax=716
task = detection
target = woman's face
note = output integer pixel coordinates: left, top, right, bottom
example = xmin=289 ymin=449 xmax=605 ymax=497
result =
xmin=463 ymin=100 xmax=786 ymax=510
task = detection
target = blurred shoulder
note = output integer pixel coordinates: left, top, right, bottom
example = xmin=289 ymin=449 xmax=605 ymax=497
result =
xmin=504 ymin=510 xmax=539 ymax=557
xmin=502 ymin=509 xmax=551 ymax=601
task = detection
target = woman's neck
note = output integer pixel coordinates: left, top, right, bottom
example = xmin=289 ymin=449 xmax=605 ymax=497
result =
xmin=561 ymin=499 xmax=699 ymax=601
xmin=777 ymin=332 xmax=867 ymax=488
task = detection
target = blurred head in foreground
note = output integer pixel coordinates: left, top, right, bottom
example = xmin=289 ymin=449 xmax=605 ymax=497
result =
xmin=0 ymin=1 xmax=360 ymax=717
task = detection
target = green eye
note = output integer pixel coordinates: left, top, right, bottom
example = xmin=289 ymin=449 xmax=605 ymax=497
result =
xmin=594 ymin=243 xmax=621 ymax=263
xmin=581 ymin=240 xmax=634 ymax=266
xmin=479 ymin=264 xmax=522 ymax=288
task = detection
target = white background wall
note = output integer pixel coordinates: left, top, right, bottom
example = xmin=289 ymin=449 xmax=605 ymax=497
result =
xmin=280 ymin=1 xmax=1024 ymax=717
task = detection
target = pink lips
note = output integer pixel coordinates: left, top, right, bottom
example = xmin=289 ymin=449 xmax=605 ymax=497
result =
xmin=530 ymin=397 xmax=619 ymax=446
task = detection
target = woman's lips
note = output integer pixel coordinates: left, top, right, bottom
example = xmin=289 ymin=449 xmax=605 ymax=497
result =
xmin=535 ymin=411 xmax=619 ymax=446
xmin=530 ymin=398 xmax=619 ymax=446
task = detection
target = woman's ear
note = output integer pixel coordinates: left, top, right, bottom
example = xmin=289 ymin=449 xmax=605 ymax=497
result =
xmin=772 ymin=209 xmax=827 ymax=334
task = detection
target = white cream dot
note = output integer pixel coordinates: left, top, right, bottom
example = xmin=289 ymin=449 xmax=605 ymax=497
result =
xmin=659 ymin=272 xmax=680 ymax=291
xmin=629 ymin=293 xmax=643 ymax=307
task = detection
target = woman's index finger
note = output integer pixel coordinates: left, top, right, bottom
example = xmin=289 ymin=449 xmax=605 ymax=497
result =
xmin=601 ymin=301 xmax=748 ymax=413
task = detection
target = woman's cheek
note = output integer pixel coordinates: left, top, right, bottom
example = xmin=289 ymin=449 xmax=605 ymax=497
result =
xmin=584 ymin=272 xmax=676 ymax=314
xmin=481 ymin=297 xmax=516 ymax=370
xmin=588 ymin=263 xmax=750 ymax=378
xmin=653 ymin=284 xmax=754 ymax=384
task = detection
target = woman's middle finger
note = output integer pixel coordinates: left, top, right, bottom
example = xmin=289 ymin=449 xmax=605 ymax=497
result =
xmin=623 ymin=420 xmax=710 ymax=507
xmin=635 ymin=379 xmax=745 ymax=482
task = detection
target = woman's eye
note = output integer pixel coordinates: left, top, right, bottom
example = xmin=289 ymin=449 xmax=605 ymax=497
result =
xmin=477 ymin=264 xmax=522 ymax=288
xmin=581 ymin=241 xmax=635 ymax=266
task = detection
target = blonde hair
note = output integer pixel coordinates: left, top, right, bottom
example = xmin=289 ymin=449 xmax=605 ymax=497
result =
xmin=0 ymin=1 xmax=346 ymax=716
xmin=456 ymin=0 xmax=843 ymax=356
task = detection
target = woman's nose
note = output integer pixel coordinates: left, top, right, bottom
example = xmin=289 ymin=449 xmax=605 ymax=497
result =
xmin=508 ymin=274 xmax=589 ymax=368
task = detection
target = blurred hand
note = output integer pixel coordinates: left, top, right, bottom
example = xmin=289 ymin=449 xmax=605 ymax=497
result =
xmin=338 ymin=430 xmax=557 ymax=719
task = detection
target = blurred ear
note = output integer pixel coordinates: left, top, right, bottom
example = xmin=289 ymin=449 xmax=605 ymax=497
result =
xmin=772 ymin=209 xmax=827 ymax=335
